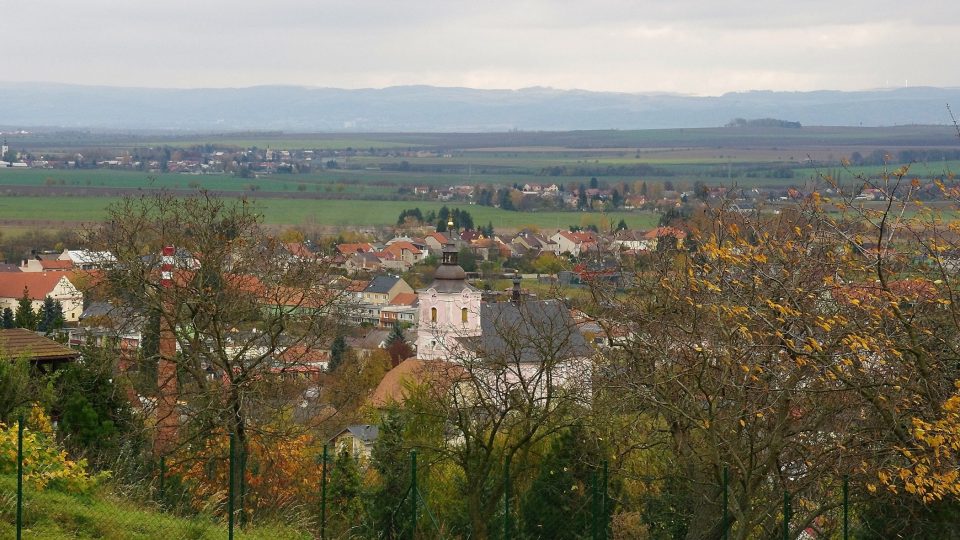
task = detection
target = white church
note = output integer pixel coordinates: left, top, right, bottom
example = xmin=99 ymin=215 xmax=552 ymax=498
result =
xmin=413 ymin=242 xmax=593 ymax=400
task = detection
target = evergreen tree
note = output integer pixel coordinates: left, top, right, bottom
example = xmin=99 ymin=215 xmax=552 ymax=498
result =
xmin=55 ymin=347 xmax=137 ymax=466
xmin=328 ymin=448 xmax=364 ymax=532
xmin=577 ymin=184 xmax=588 ymax=210
xmin=37 ymin=296 xmax=63 ymax=334
xmin=498 ymin=188 xmax=515 ymax=210
xmin=616 ymin=219 xmax=629 ymax=231
xmin=611 ymin=189 xmax=623 ymax=208
xmin=451 ymin=208 xmax=474 ymax=231
xmin=385 ymin=323 xmax=413 ymax=367
xmin=366 ymin=409 xmax=410 ymax=539
xmin=329 ymin=335 xmax=347 ymax=372
xmin=437 ymin=206 xmax=451 ymax=232
xmin=385 ymin=322 xmax=405 ymax=348
xmin=14 ymin=287 xmax=37 ymax=330
xmin=520 ymin=425 xmax=597 ymax=539
xmin=458 ymin=247 xmax=478 ymax=272
xmin=0 ymin=307 xmax=14 ymax=329
xmin=51 ymin=300 xmax=65 ymax=330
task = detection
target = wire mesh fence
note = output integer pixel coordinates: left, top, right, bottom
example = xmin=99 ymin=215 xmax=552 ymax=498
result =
xmin=2 ymin=409 xmax=620 ymax=539
xmin=1 ymin=408 xmax=948 ymax=539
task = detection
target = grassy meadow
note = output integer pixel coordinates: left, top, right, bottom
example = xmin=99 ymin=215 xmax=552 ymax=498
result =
xmin=0 ymin=475 xmax=309 ymax=539
xmin=0 ymin=195 xmax=658 ymax=231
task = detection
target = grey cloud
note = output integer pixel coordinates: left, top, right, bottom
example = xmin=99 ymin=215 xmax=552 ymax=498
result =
xmin=2 ymin=0 xmax=959 ymax=94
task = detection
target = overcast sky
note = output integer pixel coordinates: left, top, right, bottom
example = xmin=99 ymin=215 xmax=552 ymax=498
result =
xmin=4 ymin=0 xmax=960 ymax=95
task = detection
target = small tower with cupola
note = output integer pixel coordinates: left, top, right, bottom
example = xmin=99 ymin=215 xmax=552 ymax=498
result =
xmin=416 ymin=241 xmax=482 ymax=360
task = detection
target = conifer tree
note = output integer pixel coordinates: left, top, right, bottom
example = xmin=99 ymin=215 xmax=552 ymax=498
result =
xmin=520 ymin=425 xmax=595 ymax=539
xmin=328 ymin=335 xmax=347 ymax=372
xmin=367 ymin=409 xmax=409 ymax=539
xmin=328 ymin=448 xmax=364 ymax=531
xmin=385 ymin=323 xmax=412 ymax=367
xmin=0 ymin=307 xmax=13 ymax=329
xmin=36 ymin=296 xmax=64 ymax=334
xmin=14 ymin=287 xmax=36 ymax=330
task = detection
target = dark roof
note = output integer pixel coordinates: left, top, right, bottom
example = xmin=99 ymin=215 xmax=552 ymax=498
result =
xmin=346 ymin=328 xmax=391 ymax=350
xmin=426 ymin=252 xmax=477 ymax=293
xmin=346 ymin=424 xmax=379 ymax=444
xmin=332 ymin=424 xmax=380 ymax=445
xmin=0 ymin=263 xmax=21 ymax=272
xmin=365 ymin=275 xmax=402 ymax=294
xmin=0 ymin=329 xmax=80 ymax=363
xmin=79 ymin=302 xmax=142 ymax=328
xmin=427 ymin=277 xmax=477 ymax=294
xmin=80 ymin=301 xmax=117 ymax=319
xmin=459 ymin=300 xmax=592 ymax=363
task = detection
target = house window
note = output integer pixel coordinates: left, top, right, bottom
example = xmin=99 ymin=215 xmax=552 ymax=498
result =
xmin=461 ymin=307 xmax=468 ymax=323
xmin=431 ymin=307 xmax=437 ymax=322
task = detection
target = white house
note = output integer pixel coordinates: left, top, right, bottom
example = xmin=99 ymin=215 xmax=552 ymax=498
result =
xmin=414 ymin=245 xmax=593 ymax=403
xmin=59 ymin=249 xmax=116 ymax=270
xmin=549 ymin=231 xmax=597 ymax=257
xmin=0 ymin=273 xmax=83 ymax=322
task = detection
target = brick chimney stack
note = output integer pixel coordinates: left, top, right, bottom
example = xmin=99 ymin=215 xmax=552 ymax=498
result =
xmin=155 ymin=245 xmax=178 ymax=455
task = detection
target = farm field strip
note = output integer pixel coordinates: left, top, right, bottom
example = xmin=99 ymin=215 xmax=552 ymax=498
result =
xmin=0 ymin=195 xmax=659 ymax=230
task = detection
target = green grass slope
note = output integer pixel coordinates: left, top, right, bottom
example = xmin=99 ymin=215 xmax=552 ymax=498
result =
xmin=0 ymin=476 xmax=310 ymax=540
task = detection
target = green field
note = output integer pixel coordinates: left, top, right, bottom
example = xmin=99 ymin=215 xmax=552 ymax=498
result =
xmin=794 ymin=160 xmax=960 ymax=181
xmin=14 ymin=125 xmax=953 ymax=150
xmin=3 ymin=125 xmax=957 ymax=231
xmin=0 ymin=195 xmax=658 ymax=231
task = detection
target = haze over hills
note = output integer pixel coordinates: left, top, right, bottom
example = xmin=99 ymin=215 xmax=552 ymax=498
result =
xmin=1 ymin=83 xmax=960 ymax=132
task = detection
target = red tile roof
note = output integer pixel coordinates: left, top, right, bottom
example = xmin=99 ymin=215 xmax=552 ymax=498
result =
xmin=383 ymin=242 xmax=422 ymax=256
xmin=40 ymin=260 xmax=74 ymax=270
xmin=369 ymin=359 xmax=465 ymax=407
xmin=0 ymin=273 xmax=73 ymax=300
xmin=427 ymin=232 xmax=449 ymax=244
xmin=390 ymin=292 xmax=418 ymax=306
xmin=642 ymin=227 xmax=686 ymax=240
xmin=337 ymin=243 xmax=374 ymax=255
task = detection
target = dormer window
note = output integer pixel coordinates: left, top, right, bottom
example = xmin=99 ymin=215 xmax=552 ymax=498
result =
xmin=431 ymin=307 xmax=437 ymax=322
xmin=461 ymin=307 xmax=468 ymax=323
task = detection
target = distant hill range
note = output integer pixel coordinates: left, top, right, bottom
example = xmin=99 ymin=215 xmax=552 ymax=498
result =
xmin=1 ymin=83 xmax=960 ymax=132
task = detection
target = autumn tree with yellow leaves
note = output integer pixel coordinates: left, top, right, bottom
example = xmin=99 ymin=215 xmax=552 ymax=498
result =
xmin=588 ymin=158 xmax=960 ymax=538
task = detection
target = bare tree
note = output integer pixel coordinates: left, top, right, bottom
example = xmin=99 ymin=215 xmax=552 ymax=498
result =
xmin=83 ymin=191 xmax=343 ymax=514
xmin=406 ymin=298 xmax=595 ymax=537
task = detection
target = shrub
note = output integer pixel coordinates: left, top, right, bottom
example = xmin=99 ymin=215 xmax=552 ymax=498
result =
xmin=0 ymin=406 xmax=105 ymax=494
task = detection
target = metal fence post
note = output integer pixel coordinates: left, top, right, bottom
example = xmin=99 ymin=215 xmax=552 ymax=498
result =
xmin=843 ymin=475 xmax=849 ymax=540
xmin=321 ymin=444 xmax=328 ymax=540
xmin=782 ymin=491 xmax=790 ymax=540
xmin=16 ymin=413 xmax=24 ymax=540
xmin=504 ymin=455 xmax=511 ymax=540
xmin=723 ymin=465 xmax=729 ymax=540
xmin=228 ymin=432 xmax=235 ymax=540
xmin=410 ymin=450 xmax=418 ymax=540
xmin=239 ymin=441 xmax=247 ymax=529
